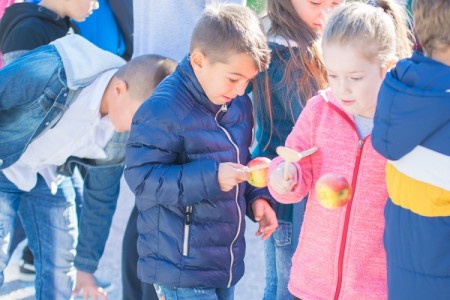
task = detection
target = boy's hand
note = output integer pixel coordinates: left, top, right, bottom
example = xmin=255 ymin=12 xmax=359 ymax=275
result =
xmin=72 ymin=270 xmax=108 ymax=300
xmin=268 ymin=162 xmax=297 ymax=194
xmin=252 ymin=198 xmax=278 ymax=240
xmin=218 ymin=162 xmax=250 ymax=192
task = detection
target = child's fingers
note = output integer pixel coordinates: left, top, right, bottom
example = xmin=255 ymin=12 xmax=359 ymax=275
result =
xmin=235 ymin=167 xmax=250 ymax=182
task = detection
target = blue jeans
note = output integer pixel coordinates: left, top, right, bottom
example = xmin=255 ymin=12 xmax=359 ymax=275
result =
xmin=154 ymin=284 xmax=235 ymax=300
xmin=0 ymin=172 xmax=77 ymax=300
xmin=263 ymin=221 xmax=295 ymax=300
xmin=263 ymin=200 xmax=305 ymax=300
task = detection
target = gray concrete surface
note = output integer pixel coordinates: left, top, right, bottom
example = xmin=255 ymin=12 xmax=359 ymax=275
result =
xmin=0 ymin=177 xmax=266 ymax=300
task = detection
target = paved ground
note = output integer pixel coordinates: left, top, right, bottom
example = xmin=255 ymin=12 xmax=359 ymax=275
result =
xmin=0 ymin=177 xmax=266 ymax=300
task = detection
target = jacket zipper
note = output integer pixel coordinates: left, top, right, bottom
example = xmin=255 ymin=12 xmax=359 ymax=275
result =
xmin=215 ymin=104 xmax=243 ymax=288
xmin=182 ymin=205 xmax=193 ymax=256
xmin=333 ymin=138 xmax=365 ymax=300
xmin=326 ymin=100 xmax=368 ymax=300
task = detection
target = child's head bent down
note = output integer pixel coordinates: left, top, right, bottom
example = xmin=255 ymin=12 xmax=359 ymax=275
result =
xmin=321 ymin=0 xmax=412 ymax=118
xmin=189 ymin=3 xmax=271 ymax=105
xmin=102 ymin=54 xmax=176 ymax=132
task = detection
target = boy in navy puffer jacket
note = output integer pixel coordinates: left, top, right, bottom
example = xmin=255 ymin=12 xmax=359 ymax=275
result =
xmin=124 ymin=3 xmax=277 ymax=299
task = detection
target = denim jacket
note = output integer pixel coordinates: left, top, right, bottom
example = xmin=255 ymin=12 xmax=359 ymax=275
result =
xmin=0 ymin=34 xmax=126 ymax=273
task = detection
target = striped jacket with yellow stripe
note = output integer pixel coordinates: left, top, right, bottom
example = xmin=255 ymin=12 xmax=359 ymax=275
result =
xmin=372 ymin=51 xmax=450 ymax=300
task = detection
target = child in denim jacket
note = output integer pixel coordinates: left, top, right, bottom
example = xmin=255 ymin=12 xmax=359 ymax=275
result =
xmin=0 ymin=34 xmax=172 ymax=299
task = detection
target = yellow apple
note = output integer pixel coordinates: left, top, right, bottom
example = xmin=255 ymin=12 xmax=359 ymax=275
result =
xmin=247 ymin=157 xmax=272 ymax=188
xmin=315 ymin=173 xmax=352 ymax=210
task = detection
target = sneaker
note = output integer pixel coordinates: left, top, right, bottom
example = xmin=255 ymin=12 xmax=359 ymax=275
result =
xmin=18 ymin=260 xmax=36 ymax=282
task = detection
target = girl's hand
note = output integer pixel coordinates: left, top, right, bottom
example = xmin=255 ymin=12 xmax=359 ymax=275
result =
xmin=268 ymin=162 xmax=297 ymax=194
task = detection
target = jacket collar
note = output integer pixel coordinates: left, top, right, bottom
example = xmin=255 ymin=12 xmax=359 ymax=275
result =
xmin=177 ymin=55 xmax=226 ymax=115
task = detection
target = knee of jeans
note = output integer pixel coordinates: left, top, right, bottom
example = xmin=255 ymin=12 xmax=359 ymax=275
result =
xmin=273 ymin=221 xmax=292 ymax=247
xmin=0 ymin=202 xmax=16 ymax=244
xmin=0 ymin=221 xmax=15 ymax=273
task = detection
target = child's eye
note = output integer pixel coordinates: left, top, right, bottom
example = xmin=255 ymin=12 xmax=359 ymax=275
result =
xmin=327 ymin=74 xmax=337 ymax=79
xmin=310 ymin=1 xmax=321 ymax=5
xmin=351 ymin=77 xmax=362 ymax=81
xmin=229 ymin=78 xmax=239 ymax=83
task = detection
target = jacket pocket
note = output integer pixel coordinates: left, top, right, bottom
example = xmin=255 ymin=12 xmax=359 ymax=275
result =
xmin=183 ymin=206 xmax=193 ymax=256
xmin=273 ymin=221 xmax=292 ymax=247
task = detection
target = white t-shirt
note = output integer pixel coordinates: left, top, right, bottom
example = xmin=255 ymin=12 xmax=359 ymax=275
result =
xmin=353 ymin=114 xmax=374 ymax=139
xmin=3 ymin=70 xmax=117 ymax=191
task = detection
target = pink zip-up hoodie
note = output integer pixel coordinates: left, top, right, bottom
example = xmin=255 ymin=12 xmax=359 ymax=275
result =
xmin=268 ymin=90 xmax=388 ymax=300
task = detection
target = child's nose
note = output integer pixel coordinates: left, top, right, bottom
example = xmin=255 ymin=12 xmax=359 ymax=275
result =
xmin=340 ymin=80 xmax=352 ymax=95
xmin=234 ymin=82 xmax=247 ymax=96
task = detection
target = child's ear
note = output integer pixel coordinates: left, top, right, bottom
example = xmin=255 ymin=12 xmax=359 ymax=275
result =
xmin=190 ymin=49 xmax=205 ymax=72
xmin=114 ymin=78 xmax=128 ymax=96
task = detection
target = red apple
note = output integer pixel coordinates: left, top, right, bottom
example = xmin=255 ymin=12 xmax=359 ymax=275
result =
xmin=246 ymin=157 xmax=272 ymax=188
xmin=315 ymin=173 xmax=352 ymax=210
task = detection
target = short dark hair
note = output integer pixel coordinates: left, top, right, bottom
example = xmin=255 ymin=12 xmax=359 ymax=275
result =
xmin=114 ymin=54 xmax=177 ymax=102
xmin=190 ymin=3 xmax=270 ymax=72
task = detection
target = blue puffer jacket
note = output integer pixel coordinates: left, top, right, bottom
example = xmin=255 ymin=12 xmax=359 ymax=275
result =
xmin=372 ymin=51 xmax=450 ymax=299
xmin=124 ymin=56 xmax=273 ymax=288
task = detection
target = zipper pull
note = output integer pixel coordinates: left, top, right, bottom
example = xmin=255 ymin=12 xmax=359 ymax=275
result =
xmin=185 ymin=206 xmax=192 ymax=225
xmin=221 ymin=104 xmax=227 ymax=112
xmin=358 ymin=139 xmax=364 ymax=149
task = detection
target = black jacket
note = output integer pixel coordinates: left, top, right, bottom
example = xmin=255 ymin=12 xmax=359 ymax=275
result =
xmin=0 ymin=3 xmax=74 ymax=54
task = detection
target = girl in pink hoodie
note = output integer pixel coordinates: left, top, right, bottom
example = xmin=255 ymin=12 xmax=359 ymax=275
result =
xmin=267 ymin=1 xmax=412 ymax=299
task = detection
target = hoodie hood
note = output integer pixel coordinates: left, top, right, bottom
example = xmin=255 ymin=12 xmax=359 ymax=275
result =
xmin=382 ymin=51 xmax=450 ymax=127
xmin=0 ymin=3 xmax=72 ymax=53
xmin=390 ymin=51 xmax=450 ymax=93
xmin=372 ymin=51 xmax=450 ymax=160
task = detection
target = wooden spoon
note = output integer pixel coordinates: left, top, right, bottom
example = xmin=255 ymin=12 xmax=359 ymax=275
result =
xmin=276 ymin=146 xmax=318 ymax=180
xmin=246 ymin=162 xmax=272 ymax=172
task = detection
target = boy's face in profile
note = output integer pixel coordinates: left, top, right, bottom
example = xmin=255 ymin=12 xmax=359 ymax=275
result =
xmin=191 ymin=51 xmax=258 ymax=105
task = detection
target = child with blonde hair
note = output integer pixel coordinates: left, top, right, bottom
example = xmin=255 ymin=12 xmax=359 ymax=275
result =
xmin=267 ymin=1 xmax=412 ymax=299
xmin=372 ymin=0 xmax=450 ymax=298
